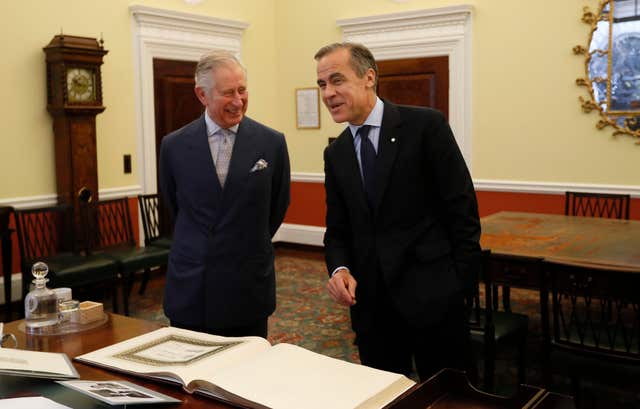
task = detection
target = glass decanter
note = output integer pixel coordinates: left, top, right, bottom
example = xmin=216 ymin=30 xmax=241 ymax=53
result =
xmin=24 ymin=262 xmax=58 ymax=332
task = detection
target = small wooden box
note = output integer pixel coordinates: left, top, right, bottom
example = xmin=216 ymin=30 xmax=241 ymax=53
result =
xmin=78 ymin=301 xmax=103 ymax=324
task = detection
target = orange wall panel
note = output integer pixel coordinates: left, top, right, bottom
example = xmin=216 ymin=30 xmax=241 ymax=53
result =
xmin=284 ymin=181 xmax=326 ymax=227
xmin=284 ymin=182 xmax=640 ymax=226
xmin=4 ymin=186 xmax=640 ymax=285
xmin=476 ymin=191 xmax=563 ymax=218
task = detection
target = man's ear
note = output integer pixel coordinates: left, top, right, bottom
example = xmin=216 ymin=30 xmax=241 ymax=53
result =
xmin=365 ymin=68 xmax=376 ymax=89
xmin=194 ymin=86 xmax=207 ymax=105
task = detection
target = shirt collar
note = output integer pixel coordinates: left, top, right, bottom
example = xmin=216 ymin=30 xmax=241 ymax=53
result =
xmin=204 ymin=111 xmax=240 ymax=136
xmin=349 ymin=97 xmax=384 ymax=138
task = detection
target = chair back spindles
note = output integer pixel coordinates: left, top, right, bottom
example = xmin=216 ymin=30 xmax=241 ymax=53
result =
xmin=541 ymin=260 xmax=640 ymax=405
xmin=137 ymin=193 xmax=172 ymax=249
xmin=565 ymin=191 xmax=630 ymax=220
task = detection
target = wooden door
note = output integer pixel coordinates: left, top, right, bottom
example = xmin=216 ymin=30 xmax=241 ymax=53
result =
xmin=153 ymin=59 xmax=203 ymax=234
xmin=376 ymin=56 xmax=448 ymax=120
xmin=153 ymin=58 xmax=202 ymax=158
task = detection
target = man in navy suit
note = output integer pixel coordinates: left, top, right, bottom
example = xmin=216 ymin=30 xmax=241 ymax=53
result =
xmin=159 ymin=50 xmax=290 ymax=338
xmin=316 ymin=43 xmax=480 ymax=380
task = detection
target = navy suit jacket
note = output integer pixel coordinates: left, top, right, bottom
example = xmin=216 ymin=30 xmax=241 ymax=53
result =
xmin=159 ymin=114 xmax=290 ymax=328
xmin=323 ymin=101 xmax=481 ymax=332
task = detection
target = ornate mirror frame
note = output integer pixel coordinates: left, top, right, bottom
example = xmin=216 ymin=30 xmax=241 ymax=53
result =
xmin=574 ymin=0 xmax=640 ymax=142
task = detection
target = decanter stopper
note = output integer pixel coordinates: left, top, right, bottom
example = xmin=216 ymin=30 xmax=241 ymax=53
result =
xmin=31 ymin=261 xmax=49 ymax=285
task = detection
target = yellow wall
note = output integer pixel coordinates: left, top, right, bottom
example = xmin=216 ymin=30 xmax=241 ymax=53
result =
xmin=1 ymin=0 xmax=638 ymax=202
xmin=0 ymin=0 xmax=277 ymax=199
xmin=277 ymin=0 xmax=639 ymax=186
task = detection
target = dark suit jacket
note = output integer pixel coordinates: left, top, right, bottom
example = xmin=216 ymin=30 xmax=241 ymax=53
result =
xmin=323 ymin=101 xmax=480 ymax=332
xmin=159 ymin=114 xmax=290 ymax=328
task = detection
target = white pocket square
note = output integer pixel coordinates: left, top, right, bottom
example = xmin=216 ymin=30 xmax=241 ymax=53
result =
xmin=250 ymin=159 xmax=268 ymax=172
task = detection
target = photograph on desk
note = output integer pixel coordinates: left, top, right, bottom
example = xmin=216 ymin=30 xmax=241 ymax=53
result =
xmin=0 ymin=347 xmax=78 ymax=380
xmin=57 ymin=380 xmax=181 ymax=406
xmin=75 ymin=326 xmax=415 ymax=409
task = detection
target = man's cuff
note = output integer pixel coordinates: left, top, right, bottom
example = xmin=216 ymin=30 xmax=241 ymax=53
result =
xmin=330 ymin=266 xmax=349 ymax=277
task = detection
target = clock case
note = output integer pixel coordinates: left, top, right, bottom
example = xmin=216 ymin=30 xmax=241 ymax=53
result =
xmin=43 ymin=35 xmax=108 ymax=229
xmin=44 ymin=35 xmax=107 ymax=112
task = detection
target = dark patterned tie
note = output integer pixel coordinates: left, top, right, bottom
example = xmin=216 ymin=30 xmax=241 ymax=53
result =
xmin=358 ymin=125 xmax=376 ymax=208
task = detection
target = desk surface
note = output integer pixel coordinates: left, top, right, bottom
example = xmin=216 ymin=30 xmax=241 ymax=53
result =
xmin=1 ymin=314 xmax=574 ymax=409
xmin=480 ymin=211 xmax=640 ymax=270
xmin=0 ymin=314 xmax=234 ymax=408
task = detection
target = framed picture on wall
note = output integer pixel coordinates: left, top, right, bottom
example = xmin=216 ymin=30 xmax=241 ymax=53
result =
xmin=295 ymin=87 xmax=320 ymax=129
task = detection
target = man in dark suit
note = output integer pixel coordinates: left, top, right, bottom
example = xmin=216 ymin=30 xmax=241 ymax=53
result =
xmin=159 ymin=50 xmax=290 ymax=338
xmin=316 ymin=42 xmax=480 ymax=380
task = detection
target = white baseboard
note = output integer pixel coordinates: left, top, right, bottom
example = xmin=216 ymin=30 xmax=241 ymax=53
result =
xmin=0 ymin=273 xmax=22 ymax=305
xmin=273 ymin=223 xmax=325 ymax=247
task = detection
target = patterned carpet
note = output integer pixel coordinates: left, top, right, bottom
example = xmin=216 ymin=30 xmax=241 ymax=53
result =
xmin=124 ymin=246 xmax=639 ymax=407
xmin=127 ymin=247 xmax=540 ymax=388
xmin=127 ymin=247 xmax=358 ymax=363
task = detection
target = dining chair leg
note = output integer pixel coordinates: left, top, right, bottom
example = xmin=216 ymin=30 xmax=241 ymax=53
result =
xmin=123 ymin=273 xmax=134 ymax=316
xmin=517 ymin=335 xmax=527 ymax=385
xmin=571 ymin=375 xmax=583 ymax=409
xmin=483 ymin=343 xmax=496 ymax=392
xmin=111 ymin=286 xmax=119 ymax=314
xmin=138 ymin=268 xmax=151 ymax=295
xmin=502 ymin=286 xmax=511 ymax=312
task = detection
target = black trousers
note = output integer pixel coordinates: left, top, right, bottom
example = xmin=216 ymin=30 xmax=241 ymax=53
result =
xmin=171 ymin=318 xmax=268 ymax=339
xmin=356 ymin=283 xmax=473 ymax=382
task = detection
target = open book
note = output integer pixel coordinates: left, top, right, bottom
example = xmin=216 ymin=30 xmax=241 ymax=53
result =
xmin=75 ymin=327 xmax=415 ymax=409
xmin=0 ymin=347 xmax=79 ymax=380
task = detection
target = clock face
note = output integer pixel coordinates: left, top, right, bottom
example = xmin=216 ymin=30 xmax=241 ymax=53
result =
xmin=66 ymin=67 xmax=96 ymax=103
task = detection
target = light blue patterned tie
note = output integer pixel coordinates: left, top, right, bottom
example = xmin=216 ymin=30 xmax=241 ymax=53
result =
xmin=216 ymin=129 xmax=233 ymax=187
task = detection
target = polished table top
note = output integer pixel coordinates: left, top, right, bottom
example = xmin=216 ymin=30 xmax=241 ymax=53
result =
xmin=0 ymin=314 xmax=234 ymax=408
xmin=1 ymin=313 xmax=575 ymax=409
xmin=480 ymin=211 xmax=640 ymax=270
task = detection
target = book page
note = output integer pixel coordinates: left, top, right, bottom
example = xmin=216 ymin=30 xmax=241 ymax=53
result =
xmin=208 ymin=343 xmax=415 ymax=409
xmin=0 ymin=397 xmax=72 ymax=409
xmin=0 ymin=348 xmax=78 ymax=379
xmin=75 ymin=327 xmax=271 ymax=386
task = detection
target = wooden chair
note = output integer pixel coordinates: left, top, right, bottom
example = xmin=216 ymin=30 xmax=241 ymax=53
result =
xmin=14 ymin=204 xmax=121 ymax=312
xmin=564 ymin=191 xmax=630 ymax=219
xmin=137 ymin=193 xmax=172 ymax=249
xmin=85 ymin=198 xmax=169 ymax=315
xmin=137 ymin=193 xmax=173 ymax=295
xmin=467 ymin=250 xmax=532 ymax=392
xmin=541 ymin=260 xmax=640 ymax=408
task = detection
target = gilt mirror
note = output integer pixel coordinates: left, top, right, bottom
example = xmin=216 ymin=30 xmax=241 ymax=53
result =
xmin=575 ymin=0 xmax=640 ymax=141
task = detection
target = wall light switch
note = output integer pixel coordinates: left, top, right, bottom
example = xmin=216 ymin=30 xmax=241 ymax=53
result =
xmin=123 ymin=154 xmax=132 ymax=174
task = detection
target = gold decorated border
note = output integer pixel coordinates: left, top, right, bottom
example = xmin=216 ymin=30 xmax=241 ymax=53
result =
xmin=574 ymin=1 xmax=640 ymax=143
xmin=112 ymin=335 xmax=243 ymax=367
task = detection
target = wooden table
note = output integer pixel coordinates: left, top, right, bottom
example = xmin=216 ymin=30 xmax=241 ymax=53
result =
xmin=0 ymin=314 xmax=233 ymax=408
xmin=1 ymin=313 xmax=575 ymax=409
xmin=480 ymin=211 xmax=640 ymax=289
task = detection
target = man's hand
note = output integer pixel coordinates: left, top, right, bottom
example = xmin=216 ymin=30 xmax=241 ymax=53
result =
xmin=327 ymin=268 xmax=357 ymax=306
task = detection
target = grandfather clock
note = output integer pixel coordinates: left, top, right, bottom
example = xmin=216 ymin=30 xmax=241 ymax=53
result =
xmin=43 ymin=35 xmax=107 ymax=233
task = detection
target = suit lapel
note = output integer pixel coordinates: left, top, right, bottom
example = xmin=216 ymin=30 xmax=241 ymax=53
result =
xmin=186 ymin=115 xmax=223 ymax=197
xmin=221 ymin=117 xmax=258 ymax=204
xmin=373 ymin=102 xmax=401 ymax=215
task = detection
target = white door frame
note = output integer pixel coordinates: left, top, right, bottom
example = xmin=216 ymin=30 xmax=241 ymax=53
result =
xmin=337 ymin=5 xmax=473 ymax=169
xmin=129 ymin=5 xmax=248 ymax=194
